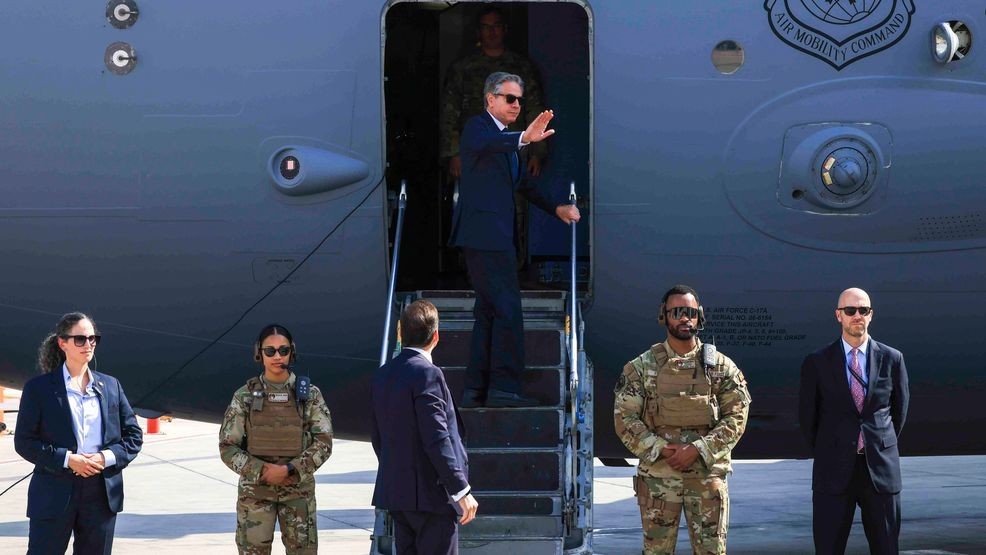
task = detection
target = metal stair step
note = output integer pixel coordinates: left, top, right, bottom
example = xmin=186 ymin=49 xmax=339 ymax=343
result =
xmin=432 ymin=328 xmax=565 ymax=368
xmin=472 ymin=493 xmax=562 ymax=516
xmin=443 ymin=367 xmax=564 ymax=408
xmin=460 ymin=407 xmax=563 ymax=449
xmin=468 ymin=451 xmax=561 ymax=492
xmin=459 ymin=515 xmax=563 ymax=540
xmin=460 ymin=539 xmax=562 ymax=554
xmin=418 ymin=290 xmax=568 ymax=314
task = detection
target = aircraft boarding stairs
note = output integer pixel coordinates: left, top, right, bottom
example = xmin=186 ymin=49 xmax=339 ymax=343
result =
xmin=373 ymin=289 xmax=593 ymax=554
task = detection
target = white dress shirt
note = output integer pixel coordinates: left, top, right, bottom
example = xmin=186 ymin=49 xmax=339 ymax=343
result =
xmin=62 ymin=364 xmax=117 ymax=469
xmin=487 ymin=109 xmax=529 ymax=150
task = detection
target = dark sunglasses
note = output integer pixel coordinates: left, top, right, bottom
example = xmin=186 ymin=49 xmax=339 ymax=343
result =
xmin=838 ymin=306 xmax=872 ymax=316
xmin=494 ymin=93 xmax=523 ymax=105
xmin=60 ymin=334 xmax=101 ymax=347
xmin=666 ymin=306 xmax=700 ymax=320
xmin=262 ymin=346 xmax=293 ymax=357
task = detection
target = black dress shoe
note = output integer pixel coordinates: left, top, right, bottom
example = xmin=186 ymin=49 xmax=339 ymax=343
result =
xmin=485 ymin=388 xmax=538 ymax=408
xmin=460 ymin=388 xmax=486 ymax=408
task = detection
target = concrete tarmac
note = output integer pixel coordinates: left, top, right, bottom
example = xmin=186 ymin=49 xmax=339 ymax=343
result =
xmin=1 ymin=391 xmax=984 ymax=554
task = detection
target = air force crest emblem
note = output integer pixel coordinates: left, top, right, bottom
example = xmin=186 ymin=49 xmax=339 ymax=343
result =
xmin=765 ymin=0 xmax=915 ymax=70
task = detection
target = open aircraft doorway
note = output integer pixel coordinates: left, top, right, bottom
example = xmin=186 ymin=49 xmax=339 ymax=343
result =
xmin=383 ymin=1 xmax=592 ymax=296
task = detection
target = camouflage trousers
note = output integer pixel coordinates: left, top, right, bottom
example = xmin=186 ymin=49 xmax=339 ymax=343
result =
xmin=236 ymin=480 xmax=317 ymax=555
xmin=634 ymin=474 xmax=729 ymax=555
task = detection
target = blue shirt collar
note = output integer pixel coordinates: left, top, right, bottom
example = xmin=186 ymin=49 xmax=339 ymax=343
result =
xmin=841 ymin=338 xmax=869 ymax=357
xmin=62 ymin=363 xmax=95 ymax=393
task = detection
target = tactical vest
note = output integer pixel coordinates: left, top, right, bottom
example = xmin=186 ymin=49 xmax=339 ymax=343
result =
xmin=244 ymin=377 xmax=305 ymax=458
xmin=643 ymin=343 xmax=720 ymax=429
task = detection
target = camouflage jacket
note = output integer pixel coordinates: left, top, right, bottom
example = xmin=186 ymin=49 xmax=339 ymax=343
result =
xmin=440 ymin=50 xmax=547 ymax=160
xmin=219 ymin=372 xmax=333 ymax=485
xmin=614 ymin=339 xmax=751 ymax=477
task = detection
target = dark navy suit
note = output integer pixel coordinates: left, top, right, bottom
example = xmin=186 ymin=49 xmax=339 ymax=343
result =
xmin=449 ymin=111 xmax=559 ymax=394
xmin=799 ymin=338 xmax=909 ymax=554
xmin=371 ymin=349 xmax=469 ymax=554
xmin=15 ymin=370 xmax=143 ymax=555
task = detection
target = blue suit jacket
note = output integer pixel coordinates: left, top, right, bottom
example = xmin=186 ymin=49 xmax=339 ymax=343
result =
xmin=370 ymin=350 xmax=469 ymax=515
xmin=14 ymin=370 xmax=143 ymax=517
xmin=449 ymin=111 xmax=559 ymax=251
xmin=799 ymin=338 xmax=909 ymax=494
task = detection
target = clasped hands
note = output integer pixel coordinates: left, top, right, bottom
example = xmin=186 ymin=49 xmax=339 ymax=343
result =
xmin=68 ymin=452 xmax=105 ymax=477
xmin=260 ymin=463 xmax=292 ymax=485
xmin=660 ymin=443 xmax=700 ymax=471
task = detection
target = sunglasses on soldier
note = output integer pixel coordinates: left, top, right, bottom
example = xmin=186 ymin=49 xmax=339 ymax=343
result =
xmin=262 ymin=346 xmax=292 ymax=357
xmin=665 ymin=307 xmax=700 ymax=320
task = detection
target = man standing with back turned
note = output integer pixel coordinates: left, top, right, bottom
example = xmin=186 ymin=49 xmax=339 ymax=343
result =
xmin=800 ymin=287 xmax=910 ymax=554
xmin=371 ymin=300 xmax=478 ymax=554
xmin=614 ymin=285 xmax=751 ymax=554
xmin=450 ymin=71 xmax=580 ymax=408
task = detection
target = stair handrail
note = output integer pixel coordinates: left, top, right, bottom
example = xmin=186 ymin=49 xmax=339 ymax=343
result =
xmin=379 ymin=180 xmax=407 ymax=367
xmin=564 ymin=181 xmax=580 ymax=516
xmin=568 ymin=181 xmax=579 ymax=391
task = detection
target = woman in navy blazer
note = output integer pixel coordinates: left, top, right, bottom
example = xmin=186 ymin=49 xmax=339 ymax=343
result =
xmin=15 ymin=312 xmax=143 ymax=555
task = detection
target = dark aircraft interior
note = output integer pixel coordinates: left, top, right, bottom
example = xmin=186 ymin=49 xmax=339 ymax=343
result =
xmin=383 ymin=2 xmax=591 ymax=294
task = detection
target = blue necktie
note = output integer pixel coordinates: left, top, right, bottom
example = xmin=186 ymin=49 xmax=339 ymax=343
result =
xmin=503 ymin=127 xmax=519 ymax=182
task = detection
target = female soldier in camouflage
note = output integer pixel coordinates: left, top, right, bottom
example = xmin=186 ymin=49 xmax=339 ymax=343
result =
xmin=219 ymin=324 xmax=333 ymax=555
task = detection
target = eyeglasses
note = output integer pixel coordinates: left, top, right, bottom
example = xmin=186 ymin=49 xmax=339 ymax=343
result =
xmin=479 ymin=23 xmax=505 ymax=32
xmin=262 ymin=346 xmax=293 ymax=357
xmin=666 ymin=307 xmax=700 ymax=320
xmin=494 ymin=93 xmax=523 ymax=105
xmin=838 ymin=306 xmax=872 ymax=316
xmin=60 ymin=334 xmax=101 ymax=347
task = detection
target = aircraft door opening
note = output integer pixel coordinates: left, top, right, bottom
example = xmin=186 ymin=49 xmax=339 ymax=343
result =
xmin=383 ymin=1 xmax=591 ymax=296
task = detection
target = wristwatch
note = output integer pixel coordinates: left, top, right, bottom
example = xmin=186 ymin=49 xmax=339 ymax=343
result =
xmin=286 ymin=463 xmax=296 ymax=476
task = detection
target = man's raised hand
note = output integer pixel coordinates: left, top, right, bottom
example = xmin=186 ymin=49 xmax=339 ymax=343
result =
xmin=522 ymin=110 xmax=556 ymax=144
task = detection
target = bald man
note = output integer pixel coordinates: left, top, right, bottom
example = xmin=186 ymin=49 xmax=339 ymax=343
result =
xmin=799 ymin=288 xmax=910 ymax=554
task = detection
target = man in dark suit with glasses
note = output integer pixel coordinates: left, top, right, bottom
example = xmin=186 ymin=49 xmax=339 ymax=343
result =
xmin=799 ymin=287 xmax=910 ymax=554
xmin=449 ymin=71 xmax=580 ymax=408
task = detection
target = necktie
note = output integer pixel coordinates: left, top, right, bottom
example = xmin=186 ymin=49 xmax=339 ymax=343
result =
xmin=849 ymin=348 xmax=865 ymax=451
xmin=503 ymin=128 xmax=519 ymax=182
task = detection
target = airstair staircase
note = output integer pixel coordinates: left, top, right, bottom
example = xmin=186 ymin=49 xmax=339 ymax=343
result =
xmin=372 ymin=290 xmax=593 ymax=554
xmin=372 ymin=182 xmax=591 ymax=553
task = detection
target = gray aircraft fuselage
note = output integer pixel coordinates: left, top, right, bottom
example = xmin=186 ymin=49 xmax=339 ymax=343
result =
xmin=1 ymin=1 xmax=982 ymax=459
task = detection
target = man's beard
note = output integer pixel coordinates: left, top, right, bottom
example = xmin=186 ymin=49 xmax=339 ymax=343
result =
xmin=843 ymin=322 xmax=866 ymax=338
xmin=668 ymin=324 xmax=696 ymax=341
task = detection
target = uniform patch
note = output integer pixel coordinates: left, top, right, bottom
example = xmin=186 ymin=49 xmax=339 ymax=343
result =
xmin=267 ymin=392 xmax=290 ymax=403
xmin=674 ymin=359 xmax=697 ymax=370
xmin=615 ymin=374 xmax=628 ymax=392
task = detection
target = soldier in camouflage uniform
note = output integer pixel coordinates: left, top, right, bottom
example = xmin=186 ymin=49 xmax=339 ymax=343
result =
xmin=614 ymin=285 xmax=751 ymax=555
xmin=219 ymin=324 xmax=333 ymax=555
xmin=441 ymin=6 xmax=547 ymax=177
xmin=442 ymin=6 xmax=547 ymax=264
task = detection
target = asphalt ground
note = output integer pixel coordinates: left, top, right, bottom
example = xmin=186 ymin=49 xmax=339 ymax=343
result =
xmin=1 ymin=389 xmax=984 ymax=554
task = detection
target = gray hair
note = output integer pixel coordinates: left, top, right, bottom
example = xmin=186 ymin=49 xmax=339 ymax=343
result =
xmin=483 ymin=72 xmax=524 ymax=96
